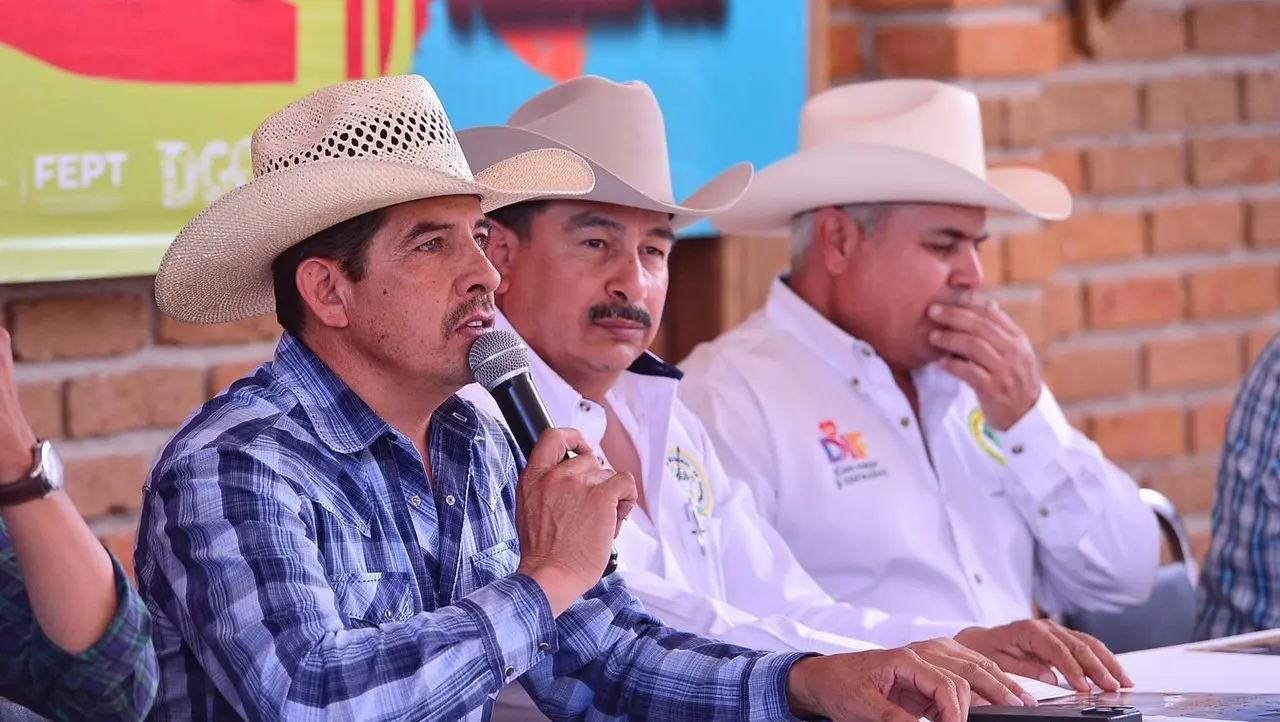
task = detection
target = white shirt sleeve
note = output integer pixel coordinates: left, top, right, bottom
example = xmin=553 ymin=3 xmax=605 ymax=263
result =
xmin=994 ymin=385 xmax=1161 ymax=614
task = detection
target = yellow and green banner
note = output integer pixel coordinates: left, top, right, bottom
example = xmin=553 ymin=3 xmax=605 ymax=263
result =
xmin=1 ymin=0 xmax=806 ymax=283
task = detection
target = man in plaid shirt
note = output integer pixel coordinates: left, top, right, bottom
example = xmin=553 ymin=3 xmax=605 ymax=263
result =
xmin=1195 ymin=329 xmax=1280 ymax=640
xmin=0 ymin=326 xmax=158 ymax=721
xmin=137 ymin=75 xmax=990 ymax=722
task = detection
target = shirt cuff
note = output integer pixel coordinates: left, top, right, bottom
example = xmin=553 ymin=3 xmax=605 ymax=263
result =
xmin=35 ymin=551 xmax=152 ymax=676
xmin=992 ymin=385 xmax=1075 ymax=503
xmin=454 ymin=572 xmax=559 ymax=695
xmin=747 ymin=651 xmax=821 ymax=722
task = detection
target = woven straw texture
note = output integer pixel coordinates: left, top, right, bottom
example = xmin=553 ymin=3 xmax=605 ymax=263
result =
xmin=154 ymin=74 xmax=596 ymax=325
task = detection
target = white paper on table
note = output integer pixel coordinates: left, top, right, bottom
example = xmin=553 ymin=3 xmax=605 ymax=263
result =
xmin=1011 ymin=674 xmax=1076 ymax=701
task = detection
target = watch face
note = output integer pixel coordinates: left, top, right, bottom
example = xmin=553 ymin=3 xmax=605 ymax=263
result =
xmin=37 ymin=441 xmax=64 ymax=493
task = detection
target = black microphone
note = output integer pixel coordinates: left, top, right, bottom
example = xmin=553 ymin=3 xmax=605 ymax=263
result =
xmin=468 ymin=329 xmax=619 ymax=579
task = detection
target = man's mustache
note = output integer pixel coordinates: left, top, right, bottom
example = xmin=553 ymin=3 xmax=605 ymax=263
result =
xmin=443 ymin=295 xmax=496 ymax=337
xmin=589 ymin=304 xmax=652 ymax=329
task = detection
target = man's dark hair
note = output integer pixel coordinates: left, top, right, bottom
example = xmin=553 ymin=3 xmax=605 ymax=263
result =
xmin=486 ymin=200 xmax=550 ymax=242
xmin=271 ymin=208 xmax=386 ymax=339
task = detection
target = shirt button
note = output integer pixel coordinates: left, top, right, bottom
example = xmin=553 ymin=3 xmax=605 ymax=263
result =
xmin=861 ymin=347 xmax=873 ymax=357
xmin=504 ymin=665 xmax=516 ymax=678
xmin=1039 ymin=507 xmax=1050 ymax=518
xmin=852 ymin=377 xmax=861 ymax=389
xmin=410 ymin=495 xmax=422 ymax=507
xmin=1011 ymin=443 xmax=1025 ymax=455
xmin=899 ymin=417 xmax=910 ymax=428
xmin=537 ymin=642 xmax=550 ymax=652
xmin=578 ymin=400 xmax=591 ymax=412
xmin=445 ymin=494 xmax=456 ymax=506
xmin=974 ymin=573 xmax=984 ymax=585
xmin=383 ymin=609 xmax=393 ymax=620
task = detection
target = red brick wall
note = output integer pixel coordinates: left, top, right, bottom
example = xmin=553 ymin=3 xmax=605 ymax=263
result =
xmin=1 ymin=279 xmax=278 ymax=576
xmin=821 ymin=0 xmax=1280 ymax=561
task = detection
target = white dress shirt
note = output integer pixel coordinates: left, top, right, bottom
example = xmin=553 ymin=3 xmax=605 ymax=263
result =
xmin=457 ymin=312 xmax=982 ymax=721
xmin=677 ymin=277 xmax=1161 ymax=639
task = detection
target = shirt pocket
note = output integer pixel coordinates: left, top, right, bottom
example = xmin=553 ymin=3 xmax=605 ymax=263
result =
xmin=331 ymin=571 xmax=417 ymax=627
xmin=469 ymin=538 xmax=520 ymax=583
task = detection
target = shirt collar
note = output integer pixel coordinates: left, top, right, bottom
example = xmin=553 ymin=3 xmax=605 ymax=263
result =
xmin=761 ymin=275 xmax=961 ymax=398
xmin=271 ymin=331 xmax=395 ymax=455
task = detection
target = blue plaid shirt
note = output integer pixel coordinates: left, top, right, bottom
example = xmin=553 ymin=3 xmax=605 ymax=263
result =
xmin=1196 ymin=330 xmax=1280 ymax=640
xmin=135 ymin=332 xmax=808 ymax=721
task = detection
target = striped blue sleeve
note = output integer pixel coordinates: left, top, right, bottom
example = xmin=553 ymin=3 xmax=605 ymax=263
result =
xmin=1195 ymin=332 xmax=1280 ymax=639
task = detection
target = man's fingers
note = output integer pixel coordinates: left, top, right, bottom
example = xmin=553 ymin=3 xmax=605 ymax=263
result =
xmin=980 ymin=301 xmax=1025 ymax=338
xmin=526 ymin=427 xmax=595 ymax=469
xmin=924 ymin=651 xmax=1035 ymax=707
xmin=893 ymin=652 xmax=967 ymax=722
xmin=938 ymin=354 xmax=995 ymax=391
xmin=929 ymin=330 xmax=1003 ymax=370
xmin=1046 ymin=624 xmax=1123 ymax=691
xmin=1021 ymin=625 xmax=1090 ymax=692
xmin=930 ymin=303 xmax=1010 ymax=341
xmin=1049 ymin=622 xmax=1131 ymax=688
xmin=598 ymin=471 xmax=638 ymax=517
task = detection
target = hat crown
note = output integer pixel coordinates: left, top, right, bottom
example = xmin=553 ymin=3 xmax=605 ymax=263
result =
xmin=799 ymin=79 xmax=988 ymax=179
xmin=250 ymin=74 xmax=475 ymax=183
xmin=503 ymin=75 xmax=676 ymax=203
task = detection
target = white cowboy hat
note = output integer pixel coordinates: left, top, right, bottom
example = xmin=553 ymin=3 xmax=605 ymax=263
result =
xmin=154 ymin=74 xmax=597 ymax=325
xmin=710 ymin=79 xmax=1073 ymax=236
xmin=456 ymin=75 xmax=753 ymax=230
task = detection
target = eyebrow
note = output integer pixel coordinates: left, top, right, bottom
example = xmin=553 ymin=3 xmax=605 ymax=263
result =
xmin=402 ymin=220 xmax=453 ymax=246
xmin=931 ymin=226 xmax=990 ymax=243
xmin=564 ymin=210 xmax=677 ymax=244
xmin=400 ymin=218 xmax=491 ymax=247
xmin=564 ymin=211 xmax=624 ymax=235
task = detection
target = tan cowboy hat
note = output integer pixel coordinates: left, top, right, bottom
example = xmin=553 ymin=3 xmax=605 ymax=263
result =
xmin=711 ymin=79 xmax=1073 ymax=236
xmin=154 ymin=74 xmax=596 ymax=325
xmin=456 ymin=75 xmax=752 ymax=230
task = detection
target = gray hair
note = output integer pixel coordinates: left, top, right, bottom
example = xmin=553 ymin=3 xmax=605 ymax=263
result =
xmin=789 ymin=202 xmax=900 ymax=270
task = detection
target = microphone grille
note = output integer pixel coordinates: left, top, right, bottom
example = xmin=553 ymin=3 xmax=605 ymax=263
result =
xmin=468 ymin=329 xmax=531 ymax=390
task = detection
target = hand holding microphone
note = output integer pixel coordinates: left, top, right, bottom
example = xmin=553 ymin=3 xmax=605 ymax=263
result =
xmin=469 ymin=331 xmax=633 ymax=616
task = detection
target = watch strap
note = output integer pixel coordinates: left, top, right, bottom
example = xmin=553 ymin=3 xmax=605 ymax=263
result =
xmin=0 ymin=443 xmax=54 ymax=507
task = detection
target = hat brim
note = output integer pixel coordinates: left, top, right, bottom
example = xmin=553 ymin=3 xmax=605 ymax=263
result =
xmin=709 ymin=142 xmax=1073 ymax=237
xmin=457 ymin=125 xmax=752 ymax=230
xmin=154 ymin=147 xmax=595 ymax=325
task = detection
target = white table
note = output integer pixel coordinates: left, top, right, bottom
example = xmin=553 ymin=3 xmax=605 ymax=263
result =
xmin=1117 ymin=629 xmax=1280 ymax=694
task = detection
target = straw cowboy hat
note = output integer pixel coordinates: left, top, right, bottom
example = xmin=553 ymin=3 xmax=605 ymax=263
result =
xmin=154 ymin=74 xmax=597 ymax=325
xmin=711 ymin=79 xmax=1073 ymax=236
xmin=456 ymin=75 xmax=753 ymax=230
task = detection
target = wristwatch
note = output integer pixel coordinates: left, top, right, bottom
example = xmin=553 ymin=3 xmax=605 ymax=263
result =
xmin=0 ymin=440 xmax=65 ymax=507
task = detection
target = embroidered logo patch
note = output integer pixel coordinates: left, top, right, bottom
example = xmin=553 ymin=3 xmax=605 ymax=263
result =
xmin=817 ymin=420 xmax=887 ymax=489
xmin=667 ymin=446 xmax=713 ymax=517
xmin=968 ymin=408 xmax=1007 ymax=466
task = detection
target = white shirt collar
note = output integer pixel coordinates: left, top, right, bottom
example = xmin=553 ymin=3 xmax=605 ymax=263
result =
xmin=761 ymin=275 xmax=962 ymax=401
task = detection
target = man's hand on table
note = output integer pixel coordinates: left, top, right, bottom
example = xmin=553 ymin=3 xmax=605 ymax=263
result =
xmin=956 ymin=619 xmax=1133 ymax=693
xmin=786 ymin=638 xmax=1037 ymax=722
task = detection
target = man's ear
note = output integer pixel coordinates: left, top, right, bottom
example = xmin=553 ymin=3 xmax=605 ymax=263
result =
xmin=486 ymin=219 xmax=521 ymax=296
xmin=813 ymin=207 xmax=858 ymax=275
xmin=296 ymin=258 xmax=352 ymax=330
